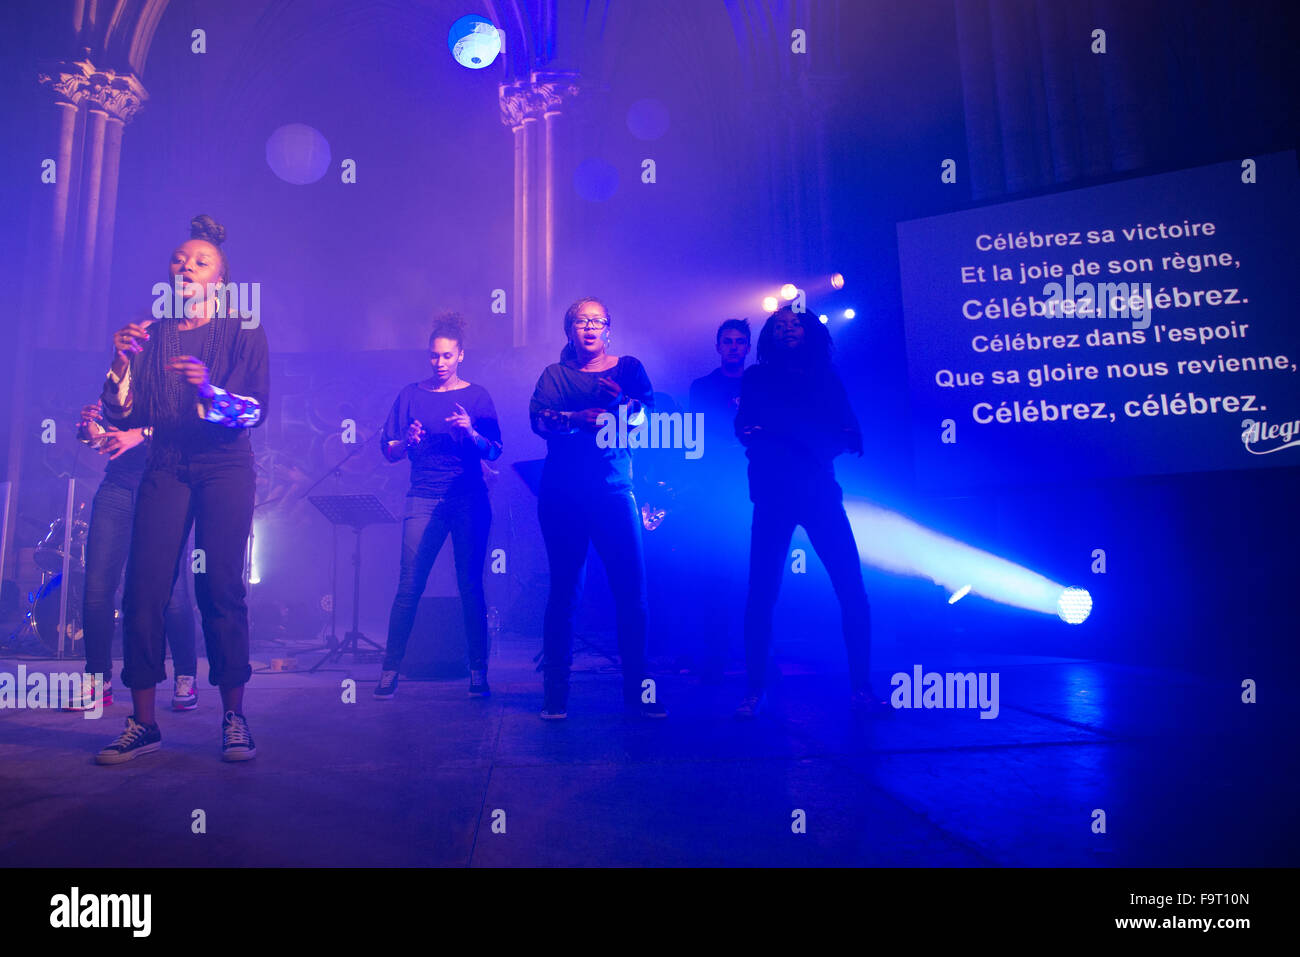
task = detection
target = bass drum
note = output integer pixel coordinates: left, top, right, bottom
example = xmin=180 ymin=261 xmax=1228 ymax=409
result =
xmin=31 ymin=573 xmax=84 ymax=657
xmin=34 ymin=515 xmax=88 ymax=573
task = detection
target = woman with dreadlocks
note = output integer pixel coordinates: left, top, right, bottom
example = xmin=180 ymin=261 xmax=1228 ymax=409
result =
xmin=732 ymin=305 xmax=887 ymax=720
xmin=94 ymin=214 xmax=269 ymax=764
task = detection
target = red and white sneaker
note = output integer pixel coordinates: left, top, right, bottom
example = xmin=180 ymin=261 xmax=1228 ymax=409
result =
xmin=62 ymin=674 xmax=112 ymax=712
xmin=172 ymin=675 xmax=198 ymax=711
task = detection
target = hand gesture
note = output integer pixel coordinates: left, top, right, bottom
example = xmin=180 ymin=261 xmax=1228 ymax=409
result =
xmin=78 ymin=400 xmax=105 ymax=434
xmin=595 ymin=376 xmax=623 ymax=406
xmin=536 ymin=409 xmax=570 ymax=433
xmin=405 ymin=419 xmax=426 ymax=449
xmin=78 ymin=401 xmax=107 ymax=442
xmin=168 ymin=355 xmax=214 ymax=398
xmin=570 ymin=408 xmax=607 ymax=431
xmin=97 ymin=428 xmax=146 ymax=461
xmin=445 ymin=403 xmax=472 ymax=439
xmin=113 ymin=321 xmax=153 ymax=362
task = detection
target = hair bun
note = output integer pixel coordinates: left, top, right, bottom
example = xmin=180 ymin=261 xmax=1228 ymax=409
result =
xmin=431 ymin=311 xmax=466 ymax=339
xmin=190 ymin=214 xmax=226 ymax=246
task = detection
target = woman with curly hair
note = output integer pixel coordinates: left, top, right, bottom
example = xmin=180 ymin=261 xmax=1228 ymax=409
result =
xmin=373 ymin=313 xmax=502 ymax=700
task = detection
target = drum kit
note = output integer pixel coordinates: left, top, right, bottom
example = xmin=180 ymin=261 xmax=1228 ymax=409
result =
xmin=20 ymin=505 xmax=88 ymax=656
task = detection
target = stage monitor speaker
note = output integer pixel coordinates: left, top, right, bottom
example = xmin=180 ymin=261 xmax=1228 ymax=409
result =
xmin=400 ymin=597 xmax=469 ymax=679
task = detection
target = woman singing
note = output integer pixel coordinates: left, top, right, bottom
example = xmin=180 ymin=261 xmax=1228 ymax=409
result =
xmin=529 ymin=297 xmax=666 ymax=720
xmin=94 ymin=214 xmax=269 ymax=763
xmin=733 ymin=305 xmax=888 ymax=719
xmin=374 ymin=313 xmax=502 ymax=700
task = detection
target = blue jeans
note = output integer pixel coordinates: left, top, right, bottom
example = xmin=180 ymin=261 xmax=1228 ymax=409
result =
xmin=82 ymin=478 xmax=196 ymax=684
xmin=538 ymin=488 xmax=648 ymax=699
xmin=383 ymin=491 xmax=491 ymax=672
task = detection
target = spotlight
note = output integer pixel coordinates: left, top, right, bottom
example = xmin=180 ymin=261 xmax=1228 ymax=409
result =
xmin=780 ymin=283 xmax=798 ymax=301
xmin=830 ymin=272 xmax=845 ymax=289
xmin=843 ymin=499 xmax=1093 ymax=621
xmin=948 ymin=584 xmax=972 ymax=604
xmin=762 ymin=295 xmax=778 ymax=312
xmin=843 ymin=308 xmax=856 ymax=319
xmin=1056 ymin=587 xmax=1093 ymax=624
xmin=818 ymin=314 xmax=829 ymax=324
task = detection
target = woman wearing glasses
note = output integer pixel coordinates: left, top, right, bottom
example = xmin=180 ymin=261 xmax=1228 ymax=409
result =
xmin=528 ymin=297 xmax=666 ymax=720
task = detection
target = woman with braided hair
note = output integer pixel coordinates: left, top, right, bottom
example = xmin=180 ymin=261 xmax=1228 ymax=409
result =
xmin=94 ymin=214 xmax=270 ymax=764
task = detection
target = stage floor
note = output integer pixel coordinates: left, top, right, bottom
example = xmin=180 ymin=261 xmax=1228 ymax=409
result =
xmin=0 ymin=639 xmax=1292 ymax=867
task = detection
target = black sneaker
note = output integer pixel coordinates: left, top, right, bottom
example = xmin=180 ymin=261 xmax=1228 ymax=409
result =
xmin=221 ymin=710 xmax=257 ymax=761
xmin=850 ymin=688 xmax=893 ymax=716
xmin=540 ymin=682 xmax=568 ymax=720
xmin=625 ymin=698 xmax=668 ymax=720
xmin=468 ymin=670 xmax=490 ymax=698
xmin=374 ymin=670 xmax=399 ymax=699
xmin=95 ymin=715 xmax=161 ymax=765
xmin=624 ymin=678 xmax=667 ymax=719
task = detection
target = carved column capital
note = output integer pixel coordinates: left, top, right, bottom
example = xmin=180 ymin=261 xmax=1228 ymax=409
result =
xmin=499 ymin=71 xmax=580 ymax=128
xmin=38 ymin=58 xmax=149 ymax=123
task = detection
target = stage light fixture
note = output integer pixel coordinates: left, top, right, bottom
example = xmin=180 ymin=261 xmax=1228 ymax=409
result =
xmin=844 ymin=308 xmax=856 ymax=319
xmin=948 ymin=584 xmax=972 ymax=604
xmin=831 ymin=272 xmax=845 ymax=289
xmin=1056 ymin=587 xmax=1093 ymax=624
xmin=819 ymin=314 xmax=829 ymax=324
xmin=762 ymin=295 xmax=779 ymax=312
xmin=780 ymin=283 xmax=798 ymax=300
xmin=843 ymin=499 xmax=1091 ymax=623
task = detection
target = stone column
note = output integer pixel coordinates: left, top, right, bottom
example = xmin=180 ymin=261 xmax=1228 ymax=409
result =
xmin=84 ymin=71 xmax=148 ymax=340
xmin=35 ymin=58 xmax=148 ymax=346
xmin=76 ymin=106 xmax=109 ymax=331
xmin=6 ymin=59 xmax=147 ymax=575
xmin=499 ymin=72 xmax=579 ymax=347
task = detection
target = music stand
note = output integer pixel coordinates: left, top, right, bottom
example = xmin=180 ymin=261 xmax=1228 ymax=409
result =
xmin=308 ymin=494 xmax=397 ymax=671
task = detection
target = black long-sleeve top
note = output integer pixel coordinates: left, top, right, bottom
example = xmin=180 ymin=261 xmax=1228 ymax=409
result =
xmin=734 ymin=360 xmax=862 ymax=503
xmin=101 ymin=319 xmax=269 ymax=462
xmin=529 ymin=355 xmax=653 ymax=496
xmin=380 ymin=382 xmax=502 ymax=498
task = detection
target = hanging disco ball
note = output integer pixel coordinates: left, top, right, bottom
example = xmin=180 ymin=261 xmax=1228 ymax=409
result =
xmin=448 ymin=15 xmax=502 ymax=70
